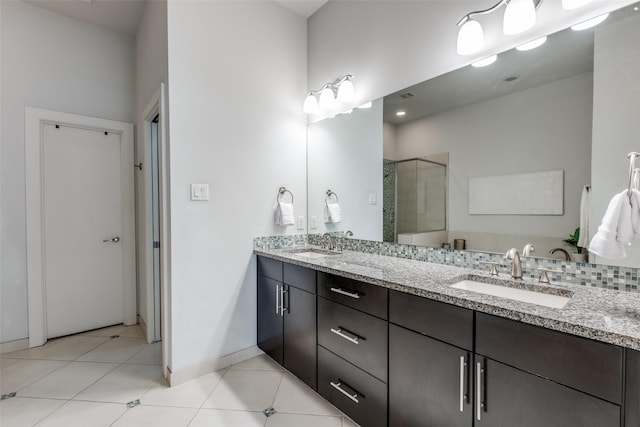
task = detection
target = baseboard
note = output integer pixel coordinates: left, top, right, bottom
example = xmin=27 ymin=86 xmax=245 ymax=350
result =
xmin=167 ymin=345 xmax=263 ymax=387
xmin=0 ymin=338 xmax=29 ymax=354
xmin=137 ymin=315 xmax=149 ymax=343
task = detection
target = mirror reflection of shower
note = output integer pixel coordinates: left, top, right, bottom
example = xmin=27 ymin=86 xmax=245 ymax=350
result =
xmin=383 ymin=157 xmax=447 ymax=243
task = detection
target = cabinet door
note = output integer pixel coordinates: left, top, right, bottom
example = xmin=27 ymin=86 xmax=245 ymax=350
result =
xmin=389 ymin=324 xmax=472 ymax=427
xmin=475 ymin=356 xmax=621 ymax=427
xmin=257 ymin=275 xmax=283 ymax=365
xmin=283 ymin=285 xmax=317 ymax=390
xmin=626 ymin=349 xmax=640 ymax=427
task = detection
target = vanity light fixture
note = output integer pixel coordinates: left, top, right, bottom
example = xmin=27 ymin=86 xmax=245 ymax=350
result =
xmin=516 ymin=35 xmax=547 ymax=51
xmin=472 ymin=55 xmax=498 ymax=67
xmin=571 ymin=13 xmax=609 ymax=31
xmin=303 ymin=75 xmax=355 ymax=114
xmin=456 ymin=0 xmax=542 ymax=55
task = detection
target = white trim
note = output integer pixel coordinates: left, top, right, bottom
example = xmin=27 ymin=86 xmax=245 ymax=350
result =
xmin=0 ymin=338 xmax=29 ymax=354
xmin=25 ymin=107 xmax=135 ymax=348
xmin=167 ymin=346 xmax=263 ymax=387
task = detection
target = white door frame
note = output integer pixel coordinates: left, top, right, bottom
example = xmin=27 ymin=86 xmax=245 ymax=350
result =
xmin=139 ymin=83 xmax=172 ymax=378
xmin=25 ymin=107 xmax=136 ymax=348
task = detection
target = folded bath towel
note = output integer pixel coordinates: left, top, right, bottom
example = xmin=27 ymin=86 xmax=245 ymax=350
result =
xmin=276 ymin=202 xmax=295 ymax=226
xmin=324 ymin=202 xmax=341 ymax=224
xmin=589 ymin=191 xmax=629 ymax=259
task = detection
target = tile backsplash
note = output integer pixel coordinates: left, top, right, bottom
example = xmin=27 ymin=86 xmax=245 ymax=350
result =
xmin=254 ymin=234 xmax=639 ymax=294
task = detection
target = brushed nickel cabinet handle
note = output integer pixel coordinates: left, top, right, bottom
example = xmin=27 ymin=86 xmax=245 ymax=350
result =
xmin=330 ymin=380 xmax=360 ymax=403
xmin=330 ymin=327 xmax=360 ymax=344
xmin=330 ymin=287 xmax=361 ymax=299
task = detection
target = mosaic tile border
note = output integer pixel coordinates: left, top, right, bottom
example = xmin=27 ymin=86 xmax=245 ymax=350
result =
xmin=254 ymin=234 xmax=639 ymax=294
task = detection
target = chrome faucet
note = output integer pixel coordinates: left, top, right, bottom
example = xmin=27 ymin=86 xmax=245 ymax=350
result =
xmin=550 ymin=248 xmax=570 ymax=261
xmin=504 ymin=248 xmax=523 ymax=279
xmin=321 ymin=232 xmax=335 ymax=251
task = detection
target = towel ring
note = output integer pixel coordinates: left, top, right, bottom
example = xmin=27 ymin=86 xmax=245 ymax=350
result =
xmin=277 ymin=187 xmax=294 ymax=204
xmin=628 ymin=152 xmax=639 ymax=200
xmin=325 ymin=190 xmax=339 ymax=204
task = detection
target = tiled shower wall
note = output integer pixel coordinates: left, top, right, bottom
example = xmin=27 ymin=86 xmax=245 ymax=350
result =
xmin=254 ymin=234 xmax=639 ymax=294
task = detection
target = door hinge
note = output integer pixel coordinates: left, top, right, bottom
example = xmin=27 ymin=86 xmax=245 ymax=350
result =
xmin=153 ymin=241 xmax=160 ymax=249
xmin=134 ymin=163 xmax=142 ymax=170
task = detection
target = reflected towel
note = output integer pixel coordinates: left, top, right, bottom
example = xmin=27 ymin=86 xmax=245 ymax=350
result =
xmin=632 ymin=190 xmax=640 ymax=239
xmin=276 ymin=202 xmax=295 ymax=226
xmin=577 ymin=186 xmax=590 ymax=249
xmin=324 ymin=202 xmax=341 ymax=224
xmin=589 ymin=191 xmax=628 ymax=259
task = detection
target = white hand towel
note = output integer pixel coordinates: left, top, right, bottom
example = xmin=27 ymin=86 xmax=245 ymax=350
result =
xmin=577 ymin=186 xmax=590 ymax=249
xmin=276 ymin=202 xmax=295 ymax=226
xmin=632 ymin=189 xmax=640 ymax=239
xmin=324 ymin=202 xmax=341 ymax=224
xmin=589 ymin=191 xmax=627 ymax=259
xmin=617 ymin=192 xmax=634 ymax=245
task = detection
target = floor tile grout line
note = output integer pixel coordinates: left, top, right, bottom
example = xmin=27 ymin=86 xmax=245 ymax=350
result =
xmin=10 ymin=359 xmax=73 ymax=395
xmin=23 ymin=397 xmax=69 ymax=427
xmin=197 ymin=367 xmax=230 ymax=410
xmin=66 ymin=360 xmax=122 ymax=401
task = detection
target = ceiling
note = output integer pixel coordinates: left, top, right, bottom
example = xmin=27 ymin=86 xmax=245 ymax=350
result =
xmin=23 ymin=0 xmax=147 ymax=36
xmin=23 ymin=0 xmax=327 ymax=37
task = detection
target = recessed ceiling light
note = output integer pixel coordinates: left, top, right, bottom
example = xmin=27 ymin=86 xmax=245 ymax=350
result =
xmin=472 ymin=55 xmax=498 ymax=68
xmin=571 ymin=13 xmax=609 ymax=31
xmin=396 ymin=111 xmax=406 ymax=117
xmin=516 ymin=36 xmax=547 ymax=51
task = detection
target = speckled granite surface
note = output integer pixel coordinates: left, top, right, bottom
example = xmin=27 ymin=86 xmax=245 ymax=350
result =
xmin=254 ymin=246 xmax=640 ymax=351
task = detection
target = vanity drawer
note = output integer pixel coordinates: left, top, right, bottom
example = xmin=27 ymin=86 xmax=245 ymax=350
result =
xmin=318 ymin=345 xmax=387 ymax=427
xmin=257 ymin=256 xmax=282 ymax=281
xmin=318 ymin=272 xmax=388 ymax=319
xmin=476 ymin=312 xmax=623 ymax=404
xmin=283 ymin=263 xmax=316 ymax=294
xmin=318 ymin=297 xmax=388 ymax=382
xmin=389 ymin=290 xmax=473 ymax=351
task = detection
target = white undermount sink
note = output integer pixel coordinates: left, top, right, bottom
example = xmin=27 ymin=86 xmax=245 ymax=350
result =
xmin=283 ymin=247 xmax=339 ymax=258
xmin=450 ymin=280 xmax=571 ymax=309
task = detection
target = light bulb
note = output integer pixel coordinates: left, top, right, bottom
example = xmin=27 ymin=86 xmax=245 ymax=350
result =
xmin=457 ymin=19 xmax=484 ymax=55
xmin=516 ymin=36 xmax=547 ymax=51
xmin=562 ymin=0 xmax=592 ymax=10
xmin=337 ymin=78 xmax=355 ymax=103
xmin=571 ymin=13 xmax=609 ymax=31
xmin=471 ymin=55 xmax=497 ymax=68
xmin=319 ymin=86 xmax=336 ymax=109
xmin=303 ymin=93 xmax=318 ymax=114
xmin=503 ymin=0 xmax=536 ymax=35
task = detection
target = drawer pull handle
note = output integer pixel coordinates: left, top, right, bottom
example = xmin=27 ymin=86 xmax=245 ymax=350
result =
xmin=330 ymin=380 xmax=360 ymax=403
xmin=330 ymin=287 xmax=361 ymax=299
xmin=330 ymin=327 xmax=361 ymax=344
xmin=275 ymin=285 xmax=280 ymax=315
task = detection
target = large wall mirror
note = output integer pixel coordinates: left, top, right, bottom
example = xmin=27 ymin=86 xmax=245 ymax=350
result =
xmin=307 ymin=2 xmax=640 ymax=262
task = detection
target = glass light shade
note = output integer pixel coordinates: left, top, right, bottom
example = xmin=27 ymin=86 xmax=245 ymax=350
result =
xmin=319 ymin=86 xmax=336 ymax=109
xmin=337 ymin=79 xmax=355 ymax=103
xmin=457 ymin=19 xmax=484 ymax=55
xmin=503 ymin=0 xmax=536 ymax=35
xmin=471 ymin=55 xmax=497 ymax=68
xmin=303 ymin=94 xmax=318 ymax=114
xmin=516 ymin=36 xmax=547 ymax=51
xmin=571 ymin=13 xmax=609 ymax=31
xmin=562 ymin=0 xmax=592 ymax=10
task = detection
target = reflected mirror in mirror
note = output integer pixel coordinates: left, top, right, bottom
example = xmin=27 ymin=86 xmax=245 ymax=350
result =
xmin=307 ymin=2 xmax=640 ymax=260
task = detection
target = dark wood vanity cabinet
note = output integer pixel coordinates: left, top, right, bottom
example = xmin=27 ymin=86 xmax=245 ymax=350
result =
xmin=257 ymin=257 xmax=638 ymax=427
xmin=257 ymin=257 xmax=317 ymax=389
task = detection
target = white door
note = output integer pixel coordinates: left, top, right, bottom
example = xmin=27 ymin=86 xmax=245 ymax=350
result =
xmin=43 ymin=123 xmax=125 ymax=338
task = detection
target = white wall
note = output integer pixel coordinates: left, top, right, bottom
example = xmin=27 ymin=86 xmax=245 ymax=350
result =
xmin=308 ymin=0 xmax=634 ymax=114
xmin=135 ymin=0 xmax=168 ymax=337
xmin=307 ymin=100 xmax=383 ymax=241
xmin=394 ymin=73 xmax=593 ymax=239
xmin=591 ymin=13 xmax=640 ymax=267
xmin=166 ymin=0 xmax=307 ymax=380
xmin=0 ymin=1 xmax=135 ymax=344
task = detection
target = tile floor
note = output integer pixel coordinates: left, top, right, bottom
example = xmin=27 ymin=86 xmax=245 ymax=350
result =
xmin=0 ymin=324 xmax=359 ymax=426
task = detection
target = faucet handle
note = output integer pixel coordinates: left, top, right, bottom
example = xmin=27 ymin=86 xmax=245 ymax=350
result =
xmin=479 ymin=261 xmax=499 ymax=276
xmin=538 ymin=268 xmax=562 ymax=284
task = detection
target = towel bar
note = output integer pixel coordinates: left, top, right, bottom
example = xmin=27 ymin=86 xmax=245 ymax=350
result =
xmin=325 ymin=189 xmax=339 ymax=204
xmin=277 ymin=187 xmax=294 ymax=204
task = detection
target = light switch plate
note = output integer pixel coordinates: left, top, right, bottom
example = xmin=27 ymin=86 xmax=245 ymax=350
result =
xmin=368 ymin=193 xmax=377 ymax=205
xmin=191 ymin=183 xmax=209 ymax=201
xmin=310 ymin=216 xmax=317 ymax=229
xmin=297 ymin=216 xmax=304 ymax=230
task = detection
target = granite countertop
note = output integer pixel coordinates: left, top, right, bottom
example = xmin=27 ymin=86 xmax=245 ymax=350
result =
xmin=255 ymin=246 xmax=640 ymax=351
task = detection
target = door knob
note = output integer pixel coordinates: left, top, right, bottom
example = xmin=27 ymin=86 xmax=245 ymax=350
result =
xmin=103 ymin=236 xmax=120 ymax=243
